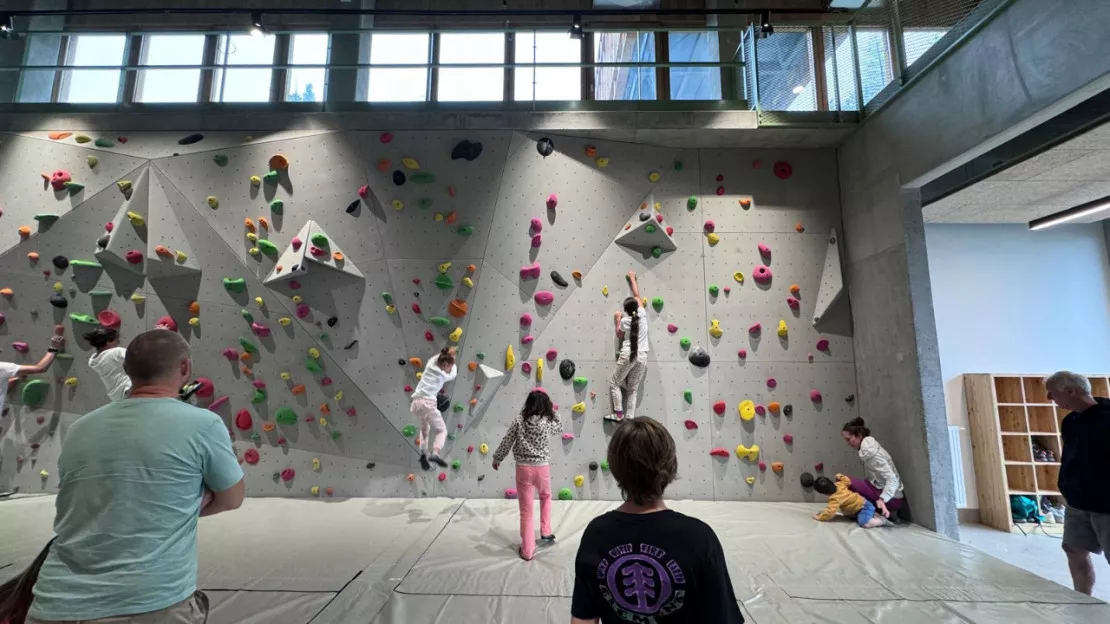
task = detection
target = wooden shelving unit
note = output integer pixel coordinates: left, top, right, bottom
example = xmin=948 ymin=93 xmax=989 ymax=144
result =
xmin=963 ymin=373 xmax=1097 ymax=533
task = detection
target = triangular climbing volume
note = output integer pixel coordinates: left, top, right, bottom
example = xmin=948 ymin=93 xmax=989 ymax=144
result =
xmin=614 ymin=192 xmax=677 ymax=258
xmin=262 ymin=221 xmax=311 ymax=286
xmin=813 ymin=228 xmax=844 ymax=325
xmin=146 ymin=168 xmax=202 ymax=279
xmin=95 ymin=165 xmax=150 ymax=274
xmin=302 ymin=221 xmax=363 ymax=278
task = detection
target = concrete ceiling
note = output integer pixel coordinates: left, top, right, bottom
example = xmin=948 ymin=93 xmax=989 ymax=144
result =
xmin=923 ymin=120 xmax=1110 ymax=224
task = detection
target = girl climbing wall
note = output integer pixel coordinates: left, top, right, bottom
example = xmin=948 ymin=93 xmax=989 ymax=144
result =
xmin=84 ymin=327 xmax=130 ymax=402
xmin=606 ymin=271 xmax=649 ymax=422
xmin=410 ymin=346 xmax=457 ymax=470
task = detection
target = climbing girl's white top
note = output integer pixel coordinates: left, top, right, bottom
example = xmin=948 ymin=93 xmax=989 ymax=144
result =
xmin=619 ymin=313 xmax=650 ymax=354
xmin=89 ymin=347 xmax=131 ymax=401
xmin=411 ymin=355 xmax=457 ymax=400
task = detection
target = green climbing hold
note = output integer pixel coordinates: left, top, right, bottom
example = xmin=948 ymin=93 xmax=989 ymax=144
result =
xmin=241 ymin=310 xmax=254 ymax=322
xmin=652 ymin=247 xmax=662 ymax=258
xmin=331 ymin=430 xmax=342 ymax=440
xmin=419 ymin=198 xmax=433 ymax=209
xmin=573 ymin=376 xmax=588 ymax=387
xmin=87 ymin=156 xmax=98 ymax=168
xmin=270 ymin=199 xmax=283 ymax=214
xmin=411 ymin=172 xmax=435 ymax=184
xmin=239 ymin=337 xmax=259 ymax=353
xmin=687 ymin=196 xmax=698 ymax=210
xmin=429 ymin=317 xmax=450 ymax=327
xmin=708 ymin=284 xmax=719 ymax=296
xmin=34 ymin=214 xmax=60 ymax=223
xmin=600 ymin=460 xmax=609 ymax=471
xmin=258 ymin=240 xmax=278 ymax=255
xmin=64 ymin=182 xmax=84 ymax=193
xmin=223 ymin=277 xmax=247 ymax=293
xmin=558 ymin=487 xmax=574 ymax=500
xmin=250 ymin=432 xmax=261 ymax=441
xmin=382 ymin=292 xmax=393 ymax=304
xmin=310 ymin=233 xmax=329 ymax=247
xmin=452 ymin=460 xmax=462 ymax=470
xmin=305 ymin=357 xmax=323 ymax=373
xmin=213 ymin=154 xmax=228 ymax=165
xmin=251 ymin=389 xmax=267 ymax=404
xmin=680 ymin=337 xmax=691 ymax=349
xmin=275 ymin=406 xmax=297 ymax=425
xmin=433 ymin=274 xmax=454 ymax=290
xmin=22 ymin=379 xmax=50 ymax=408
xmin=457 ymin=225 xmax=475 ymax=236
xmin=94 ymin=138 xmax=114 ymax=148
xmin=75 ymin=135 xmax=91 ymax=144
xmin=454 ymin=403 xmax=464 ymax=412
xmin=70 ymin=259 xmax=101 ymax=268
xmin=447 ymin=432 xmax=456 ymax=441
xmin=88 ymin=289 xmax=112 ymax=298
xmin=645 ymin=224 xmax=656 ymax=234
xmin=674 ymin=160 xmax=684 ymax=171
xmin=476 ymin=352 xmax=485 ymax=360
xmin=652 ymin=297 xmax=663 ymax=311
xmin=319 ymin=332 xmax=328 ymax=340
xmin=684 ymin=389 xmax=693 ymax=403
xmin=69 ymin=313 xmax=97 ymax=324
xmin=263 ymin=170 xmax=279 ymax=182
xmin=402 ymin=424 xmax=418 ymax=437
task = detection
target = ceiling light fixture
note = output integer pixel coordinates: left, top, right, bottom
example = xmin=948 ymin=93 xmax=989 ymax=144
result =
xmin=759 ymin=11 xmax=774 ymax=37
xmin=0 ymin=13 xmax=14 ymax=38
xmin=1028 ymin=195 xmax=1110 ymax=231
xmin=250 ymin=11 xmax=268 ymax=37
xmin=569 ymin=14 xmax=584 ymax=39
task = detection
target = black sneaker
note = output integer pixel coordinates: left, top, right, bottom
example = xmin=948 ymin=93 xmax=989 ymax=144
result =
xmin=541 ymin=534 xmax=556 ymax=542
xmin=430 ymin=455 xmax=448 ymax=468
xmin=419 ymin=453 xmax=431 ymax=471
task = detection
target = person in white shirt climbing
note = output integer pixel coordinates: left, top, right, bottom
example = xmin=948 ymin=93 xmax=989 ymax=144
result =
xmin=840 ymin=417 xmax=906 ymax=520
xmin=607 ymin=271 xmax=649 ymax=422
xmin=409 ymin=346 xmax=457 ymax=470
xmin=84 ymin=327 xmax=130 ymax=401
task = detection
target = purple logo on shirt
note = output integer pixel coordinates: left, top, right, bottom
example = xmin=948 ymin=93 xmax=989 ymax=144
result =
xmin=597 ymin=543 xmax=686 ymax=622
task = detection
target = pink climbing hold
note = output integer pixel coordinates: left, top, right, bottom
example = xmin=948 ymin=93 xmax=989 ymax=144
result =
xmin=291 ymin=237 xmax=302 ymax=251
xmin=309 ymin=246 xmax=326 ymax=257
xmin=531 ymin=234 xmax=542 ymax=248
xmin=358 ymin=184 xmax=370 ymax=198
xmin=530 ymin=217 xmax=543 ymax=232
xmin=208 ymin=396 xmax=229 ymax=411
xmin=737 ymin=349 xmax=747 ymax=358
xmin=767 ymin=378 xmax=777 ymax=388
xmin=251 ymin=322 xmax=270 ymax=337
xmin=505 ymin=488 xmax=518 ymax=499
xmin=125 ymin=250 xmax=143 ymax=264
xmin=759 ymin=461 xmax=767 ymax=471
xmin=467 ymin=445 xmax=474 ymax=453
xmin=235 ymin=408 xmax=253 ymax=430
xmin=810 ymin=390 xmax=823 ymax=402
xmin=546 ymin=193 xmax=558 ymax=210
xmin=438 ymin=472 xmax=447 ymax=482
xmin=281 ymin=468 xmax=296 ymax=482
xmin=520 ymin=313 xmax=533 ymax=327
xmin=709 ymin=448 xmax=730 ymax=458
xmin=787 ymin=296 xmax=800 ymax=309
xmin=753 ymin=265 xmax=772 ymax=283
xmin=723 ymin=287 xmax=731 ymax=294
xmin=321 ymin=377 xmax=332 ymax=386
xmin=816 ymin=338 xmax=830 ymax=351
xmin=545 ymin=348 xmax=558 ymax=361
xmin=716 ymin=186 xmax=725 ymax=196
xmin=105 ymin=222 xmax=114 ymax=232
xmin=784 ymin=434 xmax=793 ymax=444
xmin=412 ymin=278 xmax=421 ymax=285
xmin=380 ymin=132 xmax=393 ymax=144
xmin=534 ymin=291 xmax=554 ymax=305
xmin=346 ymin=406 xmax=356 ymax=416
xmin=712 ymin=400 xmax=726 ymax=415
xmin=244 ymin=449 xmax=260 ymax=465
xmin=295 ymin=303 xmax=310 ymax=318
xmin=277 ymin=436 xmax=287 ymax=445
xmin=521 ymin=335 xmax=535 ymax=344
xmin=758 ymin=242 xmax=771 ymax=256
xmin=562 ymin=432 xmax=574 ymax=440
xmin=47 ymin=169 xmax=71 ymax=191
xmin=290 ymin=280 xmax=301 ymax=290
xmin=522 ymin=362 xmax=532 ymax=374
xmin=424 ymin=330 xmax=434 ymax=341
xmin=684 ymin=420 xmax=698 ymax=430
xmin=655 ymin=214 xmax=664 ymax=223
xmin=748 ymin=323 xmax=761 ymax=334
xmin=666 ymin=226 xmax=674 ymax=235
xmin=814 ymin=462 xmax=824 ymax=471
xmin=703 ymin=220 xmax=715 ymax=233
xmin=412 ymin=302 xmax=422 ymax=314
xmin=667 ymin=324 xmax=678 ymax=334
xmin=12 ymin=342 xmax=28 ymax=353
xmin=755 ymin=405 xmax=766 ymax=416
xmin=404 ymin=384 xmax=413 ymax=393
xmin=195 ymin=377 xmax=215 ymax=398
xmin=222 ymin=348 xmax=238 ymax=360
xmin=252 ymin=380 xmax=266 ymax=389
xmin=520 ymin=262 xmax=541 ymax=280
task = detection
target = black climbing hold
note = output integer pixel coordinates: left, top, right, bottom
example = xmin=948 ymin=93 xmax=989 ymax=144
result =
xmin=845 ymin=394 xmax=855 ymax=403
xmin=346 ymin=200 xmax=359 ymax=214
xmin=398 ymin=358 xmax=407 ymax=366
xmin=177 ymin=133 xmax=204 ymax=145
xmin=688 ymin=346 xmax=711 ymax=368
xmin=589 ymin=461 xmax=599 ymax=471
xmin=344 ymin=340 xmax=358 ymax=350
xmin=51 ymin=255 xmax=69 ymax=270
xmin=800 ymin=472 xmax=815 ymax=488
xmin=48 ymin=293 xmax=68 ymax=308
xmin=639 ymin=212 xmax=651 ymax=222
xmin=366 ymin=462 xmax=376 ymax=470
xmin=783 ymin=404 xmax=793 ymax=416
xmin=451 ymin=140 xmax=483 ymax=161
xmin=536 ymin=137 xmax=555 ymax=158
xmin=550 ymin=271 xmax=568 ymax=288
xmin=393 ymin=170 xmax=406 ymax=186
xmin=477 ymin=474 xmax=486 ymax=482
xmin=290 ymin=264 xmax=300 ymax=273
xmin=436 ymin=393 xmax=450 ymax=412
xmin=97 ymin=234 xmax=109 ymax=249
xmin=327 ymin=316 xmax=338 ymax=327
xmin=559 ymin=359 xmax=576 ymax=380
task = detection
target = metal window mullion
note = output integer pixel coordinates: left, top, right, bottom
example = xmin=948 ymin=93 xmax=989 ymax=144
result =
xmin=50 ymin=35 xmax=68 ymax=103
xmin=848 ymin=24 xmax=865 ymax=115
xmin=655 ymin=31 xmax=669 ymax=101
xmin=503 ymin=32 xmax=513 ymax=103
xmin=198 ymin=34 xmax=219 ymax=103
xmin=827 ymin=27 xmax=842 ymax=114
xmin=810 ymin=26 xmax=828 ymax=112
xmin=272 ymin=34 xmax=290 ymax=103
xmin=428 ymin=33 xmax=439 ymax=103
xmin=749 ymin=26 xmax=760 ymax=114
xmin=120 ymin=34 xmax=141 ymax=104
xmin=582 ymin=31 xmax=594 ymax=101
xmin=889 ymin=0 xmax=907 ymax=84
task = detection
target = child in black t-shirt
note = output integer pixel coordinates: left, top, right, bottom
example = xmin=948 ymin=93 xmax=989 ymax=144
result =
xmin=570 ymin=418 xmax=744 ymax=623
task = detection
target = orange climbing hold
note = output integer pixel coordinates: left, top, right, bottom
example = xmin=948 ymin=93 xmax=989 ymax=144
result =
xmin=769 ymin=401 xmax=781 ymax=414
xmin=795 ymin=222 xmax=805 ymax=233
xmin=269 ymin=154 xmax=290 ymax=170
xmin=772 ymin=461 xmax=784 ymax=473
xmin=467 ymin=264 xmax=476 ymax=273
xmin=789 ymin=284 xmax=800 ymax=296
xmin=572 ymin=270 xmax=582 ymax=280
xmin=467 ymin=361 xmax=478 ymax=372
xmin=376 ymin=158 xmax=391 ymax=172
xmin=333 ymin=252 xmax=344 ymax=261
xmin=48 ymin=131 xmax=72 ymax=140
xmin=470 ymin=398 xmax=478 ymax=406
xmin=258 ymin=217 xmax=269 ymax=230
xmin=448 ymin=299 xmax=468 ymax=318
xmin=240 ymin=352 xmax=252 ymax=362
xmin=27 ymin=252 xmax=39 ymax=262
xmin=244 ymin=218 xmax=256 ymax=232
xmin=585 ymin=145 xmax=597 ymax=158
xmin=320 ymin=403 xmax=331 ymax=414
xmin=0 ymin=288 xmax=12 ymax=297
xmin=624 ymin=224 xmax=631 ymax=230
xmin=155 ymin=245 xmax=172 ymax=257
xmin=640 ymin=201 xmax=648 ymax=210
xmin=446 ymin=211 xmax=457 ymax=224
xmin=263 ymin=422 xmax=276 ymax=432
xmin=409 ymin=357 xmax=423 ymax=369
xmin=18 ymin=226 xmax=31 ymax=238
xmin=241 ymin=366 xmax=253 ymax=375
xmin=291 ymin=383 xmax=306 ymax=395
xmin=188 ymin=301 xmax=200 ymax=314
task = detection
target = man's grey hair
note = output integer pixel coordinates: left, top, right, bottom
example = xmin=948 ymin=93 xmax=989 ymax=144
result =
xmin=125 ymin=330 xmax=190 ymax=383
xmin=1044 ymin=371 xmax=1092 ymax=395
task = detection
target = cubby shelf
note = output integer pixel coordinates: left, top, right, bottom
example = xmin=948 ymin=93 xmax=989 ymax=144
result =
xmin=964 ymin=373 xmax=1103 ymax=533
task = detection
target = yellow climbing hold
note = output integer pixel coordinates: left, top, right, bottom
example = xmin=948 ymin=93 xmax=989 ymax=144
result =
xmin=596 ymin=157 xmax=609 ymax=168
xmin=279 ymin=317 xmax=291 ymax=326
xmin=53 ymin=282 xmax=63 ymax=293
xmin=571 ymin=401 xmax=586 ymax=413
xmin=735 ymin=443 xmax=759 ymax=461
xmin=175 ymin=250 xmax=187 ymax=263
xmin=312 ymin=457 xmax=321 ymax=470
xmin=602 ymin=286 xmax=609 ymax=296
xmin=246 ymin=232 xmax=258 ymax=242
xmin=280 ymin=372 xmax=291 ymax=380
xmin=438 ymin=262 xmax=452 ymax=274
xmin=575 ymin=474 xmax=585 ymax=487
xmin=64 ymin=376 xmax=78 ymax=386
xmin=479 ymin=443 xmax=489 ymax=455
xmin=415 ymin=372 xmax=423 ymax=380
xmin=40 ymin=469 xmax=49 ymax=478
xmin=385 ymin=304 xmax=396 ymax=314
xmin=739 ymin=400 xmax=756 ymax=421
xmin=434 ymin=213 xmax=444 ymax=222
xmin=392 ymin=199 xmax=404 ymax=210
xmin=311 ymin=486 xmax=320 ymax=496
xmin=746 ymin=476 xmax=756 ymax=484
xmin=648 ymin=172 xmax=661 ymax=183
xmin=709 ymin=319 xmax=722 ymax=339
xmin=334 ymin=391 xmax=344 ymax=401
xmin=188 ymin=317 xmax=200 ymax=327
xmin=707 ymin=233 xmax=720 ymax=246
xmin=462 ymin=277 xmax=474 ymax=288
xmin=402 ymin=157 xmax=420 ymax=170
xmin=292 ymin=295 xmax=303 ymax=304
xmin=777 ymin=320 xmax=788 ymax=337
xmin=255 ymin=296 xmax=264 ymax=306
xmin=130 ymin=293 xmax=146 ymax=303
xmin=536 ymin=358 xmax=543 ymax=382
xmin=733 ymin=272 xmax=744 ymax=283
xmin=505 ymin=344 xmax=516 ymax=369
xmin=248 ymin=247 xmax=260 ymax=256
xmin=250 ymin=175 xmax=261 ymax=186
xmin=126 ymin=211 xmax=145 ymax=227
xmin=449 ymin=327 xmax=462 ymax=343
xmin=206 ymin=196 xmax=219 ymax=209
xmin=308 ymin=347 xmax=320 ymax=359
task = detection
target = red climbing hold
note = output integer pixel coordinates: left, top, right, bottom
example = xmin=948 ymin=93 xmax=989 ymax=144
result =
xmin=715 ymin=174 xmax=724 ymax=182
xmin=521 ymin=335 xmax=535 ymax=344
xmin=346 ymin=406 xmax=356 ymax=416
xmin=531 ymin=234 xmax=542 ymax=248
xmin=296 ymin=303 xmax=310 ymax=318
xmin=755 ymin=404 xmax=766 ymax=416
xmin=424 ymin=331 xmax=434 ymax=341
xmin=748 ymin=323 xmax=761 ymax=334
xmin=810 ymin=390 xmax=822 ymax=402
xmin=759 ymin=461 xmax=767 ymax=471
xmin=519 ymin=313 xmax=532 ymax=327
xmin=784 ymin=434 xmax=793 ymax=444
xmin=655 ymin=214 xmax=664 ymax=223
xmin=209 ymin=396 xmax=229 ymax=411
xmin=530 ymin=217 xmax=543 ymax=233
xmin=222 ymin=348 xmax=238 ymax=360
xmin=546 ymin=193 xmax=558 ymax=210
xmin=712 ymin=400 xmax=726 ymax=415
xmin=412 ymin=302 xmax=422 ymax=314
xmin=290 ymin=280 xmax=302 ymax=290
xmin=737 ymin=349 xmax=747 ymax=358
xmin=667 ymin=324 xmax=678 ymax=333
xmin=684 ymin=420 xmax=698 ymax=430
xmin=715 ymin=186 xmax=725 ymax=196
xmin=281 ymin=468 xmax=296 ymax=482
xmin=252 ymin=380 xmax=266 ymax=389
xmin=358 ymin=184 xmax=369 ymax=198
xmin=195 ymin=377 xmax=215 ymax=398
xmin=703 ymin=220 xmax=715 ymax=233
xmin=520 ymin=262 xmax=541 ymax=280
xmin=766 ymin=378 xmax=777 ymax=388
xmin=235 ymin=409 xmax=253 ymax=430
xmin=709 ymin=448 xmax=730 ymax=458
xmin=666 ymin=226 xmax=674 ymax=235
xmin=125 ymin=250 xmax=143 ymax=264
xmin=816 ymin=338 xmax=829 ymax=351
xmin=404 ymin=384 xmax=413 ymax=393
xmin=545 ymin=348 xmax=558 ymax=361
xmin=787 ymin=296 xmax=800 ymax=309
xmin=438 ymin=472 xmax=447 ymax=482
xmin=773 ymin=161 xmax=793 ymax=180
xmin=380 ymin=132 xmax=394 ymax=144
xmin=244 ymin=449 xmax=260 ymax=465
xmin=814 ymin=462 xmax=824 ymax=471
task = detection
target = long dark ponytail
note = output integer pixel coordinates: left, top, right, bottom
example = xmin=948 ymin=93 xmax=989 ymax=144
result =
xmin=623 ymin=297 xmax=640 ymax=360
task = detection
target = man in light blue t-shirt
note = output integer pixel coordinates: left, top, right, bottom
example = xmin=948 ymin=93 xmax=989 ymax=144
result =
xmin=28 ymin=330 xmax=245 ymax=623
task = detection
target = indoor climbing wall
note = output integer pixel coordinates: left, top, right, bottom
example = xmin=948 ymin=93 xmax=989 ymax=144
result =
xmin=0 ymin=128 xmax=858 ymax=502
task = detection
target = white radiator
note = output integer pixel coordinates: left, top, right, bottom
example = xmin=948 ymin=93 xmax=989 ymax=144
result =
xmin=949 ymin=425 xmax=968 ymax=508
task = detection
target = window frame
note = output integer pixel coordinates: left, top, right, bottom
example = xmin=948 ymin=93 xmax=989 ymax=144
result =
xmin=56 ymin=33 xmax=129 ymax=104
xmin=434 ymin=31 xmax=507 ymax=103
xmin=134 ymin=33 xmax=210 ymax=104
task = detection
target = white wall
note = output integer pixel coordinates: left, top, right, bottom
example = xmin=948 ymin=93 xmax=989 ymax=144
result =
xmin=926 ymin=223 xmax=1110 ymax=509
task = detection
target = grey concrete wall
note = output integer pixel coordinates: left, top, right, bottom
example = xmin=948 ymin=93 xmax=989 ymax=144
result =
xmin=837 ymin=0 xmax=1110 ymax=536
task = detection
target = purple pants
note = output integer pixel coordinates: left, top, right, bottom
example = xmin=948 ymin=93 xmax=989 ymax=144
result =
xmin=848 ymin=476 xmax=905 ymax=512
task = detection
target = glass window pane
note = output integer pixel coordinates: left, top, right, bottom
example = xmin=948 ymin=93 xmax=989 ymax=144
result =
xmin=60 ymin=34 xmax=126 ymax=103
xmin=855 ymin=29 xmax=893 ymax=105
xmin=438 ymin=33 xmax=504 ymax=102
xmin=594 ymin=32 xmax=655 ymax=101
xmin=823 ymin=26 xmax=858 ymax=112
xmin=213 ymin=34 xmax=274 ymax=103
xmin=368 ymin=33 xmax=430 ymax=102
xmin=668 ymin=31 xmax=721 ymax=100
xmin=754 ymin=28 xmax=816 ymax=111
xmin=513 ymin=32 xmax=581 ymax=102
xmin=287 ymin=34 xmax=329 ymax=102
xmin=902 ymin=29 xmax=947 ymax=67
xmin=138 ymin=34 xmax=206 ymax=103
xmin=18 ymin=35 xmax=64 ymax=103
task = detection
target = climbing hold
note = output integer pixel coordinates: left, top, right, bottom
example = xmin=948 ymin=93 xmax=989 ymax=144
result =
xmin=223 ymin=277 xmax=246 ymax=293
xmin=773 ymin=161 xmax=793 ymax=180
xmin=519 ymin=262 xmax=541 ymax=280
xmin=130 ymin=293 xmax=145 ymax=304
xmin=206 ymin=196 xmax=219 ymax=209
xmin=650 ymin=297 xmax=663 ymax=312
xmin=63 ymin=376 xmax=78 ymax=386
xmin=262 ymin=170 xmax=280 ymax=183
xmin=707 ymin=233 xmax=720 ymax=246
xmin=709 ymin=320 xmax=722 ymax=339
xmin=69 ymin=314 xmax=97 ymax=325
xmin=21 ymin=379 xmax=49 ymax=407
xmin=18 ymin=226 xmax=31 ymax=238
xmin=703 ymin=220 xmax=715 ymax=233
xmin=534 ymin=291 xmax=555 ymax=306
xmin=652 ymin=247 xmax=662 ymax=258
xmin=758 ymin=242 xmax=771 ymax=257
xmin=771 ymin=462 xmax=784 ymax=473
xmin=795 ymin=222 xmax=805 ymax=233
xmin=571 ymin=402 xmax=586 ymax=413
xmin=558 ymin=488 xmax=573 ymax=500
xmin=559 ymin=359 xmax=575 ymax=380
xmin=530 ymin=234 xmax=542 ymax=248
xmin=411 ymin=172 xmax=435 ymax=184
xmin=708 ymin=284 xmax=719 ymax=297
xmin=777 ymin=320 xmax=788 ymax=337
xmin=125 ymin=250 xmax=143 ymax=264
xmin=571 ymin=270 xmax=582 ymax=282
xmin=521 ymin=335 xmax=534 ymax=345
xmin=739 ymin=198 xmax=752 ymax=209
xmin=679 ymin=337 xmax=691 ymax=350
xmin=595 ymin=157 xmax=609 ymax=168
xmin=753 ymin=265 xmax=772 ymax=283
xmin=49 ymin=293 xmax=68 ymax=308
xmin=451 ymin=139 xmax=483 ymax=161
xmin=536 ymin=137 xmax=555 ymax=157
xmin=739 ymin=400 xmax=755 ymax=421
xmin=789 ymin=284 xmax=800 ymax=296
xmin=270 ymin=199 xmax=283 ymax=214
xmin=399 ymin=157 xmax=420 ymax=170
xmin=188 ymin=317 xmax=200 ymax=327
xmin=784 ymin=433 xmax=794 ymax=445
xmin=551 ymin=271 xmax=568 ymax=288
xmin=648 ymin=171 xmax=661 ymax=183
xmin=787 ymin=296 xmax=800 ymax=309
xmin=816 ymin=338 xmax=829 ymax=351
xmin=810 ymin=390 xmax=822 ymax=402
xmin=505 ymin=344 xmax=516 ymax=370
xmin=572 ymin=376 xmax=588 ymax=387
xmin=709 ymin=448 xmax=730 ymax=458
xmin=712 ymin=400 xmax=727 ymax=415
xmin=449 ymin=327 xmax=463 ymax=343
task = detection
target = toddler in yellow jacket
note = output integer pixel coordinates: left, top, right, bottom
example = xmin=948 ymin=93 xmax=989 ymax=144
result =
xmin=813 ymin=474 xmax=889 ymax=528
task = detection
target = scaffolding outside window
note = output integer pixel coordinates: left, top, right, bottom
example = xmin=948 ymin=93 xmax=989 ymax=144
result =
xmin=136 ymin=34 xmax=206 ymax=103
xmin=368 ymin=33 xmax=430 ymax=103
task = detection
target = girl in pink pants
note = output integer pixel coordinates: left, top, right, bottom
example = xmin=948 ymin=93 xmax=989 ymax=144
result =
xmin=492 ymin=389 xmax=563 ymax=560
xmin=409 ymin=347 xmax=457 ymax=470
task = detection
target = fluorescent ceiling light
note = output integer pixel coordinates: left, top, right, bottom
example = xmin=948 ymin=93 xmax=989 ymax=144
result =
xmin=1028 ymin=195 xmax=1110 ymax=231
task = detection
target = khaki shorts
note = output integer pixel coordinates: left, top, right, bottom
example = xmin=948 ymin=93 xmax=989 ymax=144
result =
xmin=1063 ymin=507 xmax=1110 ymax=560
xmin=28 ymin=591 xmax=208 ymax=624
